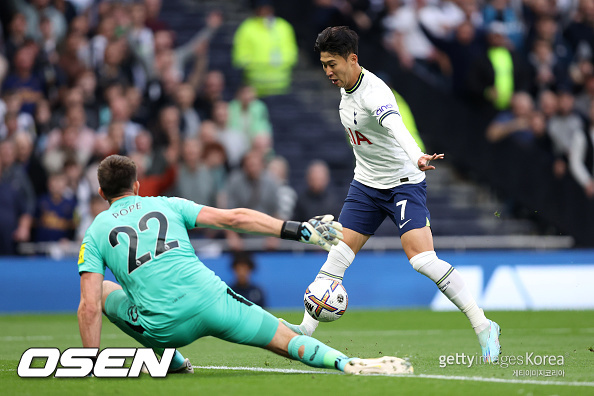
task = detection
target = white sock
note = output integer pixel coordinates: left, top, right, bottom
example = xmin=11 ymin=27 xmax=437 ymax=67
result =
xmin=315 ymin=241 xmax=355 ymax=283
xmin=300 ymin=241 xmax=355 ymax=335
xmin=300 ymin=310 xmax=319 ymax=336
xmin=410 ymin=251 xmax=489 ymax=334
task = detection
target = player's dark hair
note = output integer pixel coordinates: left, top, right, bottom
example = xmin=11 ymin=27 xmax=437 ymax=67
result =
xmin=97 ymin=155 xmax=137 ymax=202
xmin=314 ymin=26 xmax=359 ymax=59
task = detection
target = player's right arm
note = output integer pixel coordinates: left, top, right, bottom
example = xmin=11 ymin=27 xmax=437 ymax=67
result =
xmin=77 ymin=235 xmax=106 ymax=349
xmin=195 ymin=206 xmax=343 ymax=251
xmin=78 ymin=271 xmax=103 ymax=349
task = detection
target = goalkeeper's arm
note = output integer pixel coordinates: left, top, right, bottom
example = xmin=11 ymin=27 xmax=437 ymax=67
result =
xmin=195 ymin=207 xmax=343 ymax=251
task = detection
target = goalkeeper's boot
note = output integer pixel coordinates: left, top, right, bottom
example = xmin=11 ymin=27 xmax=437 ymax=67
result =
xmin=344 ymin=356 xmax=413 ymax=375
xmin=279 ymin=318 xmax=305 ymax=335
xmin=141 ymin=358 xmax=194 ymax=374
xmin=170 ymin=358 xmax=194 ymax=374
xmin=478 ymin=319 xmax=501 ymax=363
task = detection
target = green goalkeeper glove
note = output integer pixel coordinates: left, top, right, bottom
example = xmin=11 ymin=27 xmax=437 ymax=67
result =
xmin=280 ymin=215 xmax=344 ymax=251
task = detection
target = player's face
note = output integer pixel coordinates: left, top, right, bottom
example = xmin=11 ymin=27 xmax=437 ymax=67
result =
xmin=320 ymin=51 xmax=357 ymax=89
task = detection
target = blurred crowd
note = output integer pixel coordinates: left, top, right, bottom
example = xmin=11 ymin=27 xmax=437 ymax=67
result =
xmin=4 ymin=0 xmax=594 ymax=255
xmin=303 ymin=0 xmax=594 ymax=199
xmin=0 ymin=0 xmax=342 ymax=255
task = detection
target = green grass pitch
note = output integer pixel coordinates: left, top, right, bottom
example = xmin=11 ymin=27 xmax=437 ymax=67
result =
xmin=1 ymin=310 xmax=593 ymax=395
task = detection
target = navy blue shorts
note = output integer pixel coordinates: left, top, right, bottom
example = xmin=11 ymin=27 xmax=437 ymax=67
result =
xmin=338 ymin=179 xmax=431 ymax=236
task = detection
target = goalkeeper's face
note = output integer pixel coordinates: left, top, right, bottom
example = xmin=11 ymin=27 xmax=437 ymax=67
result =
xmin=320 ymin=51 xmax=358 ymax=89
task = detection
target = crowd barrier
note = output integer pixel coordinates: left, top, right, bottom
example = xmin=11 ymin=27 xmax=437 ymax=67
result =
xmin=1 ymin=250 xmax=592 ymax=313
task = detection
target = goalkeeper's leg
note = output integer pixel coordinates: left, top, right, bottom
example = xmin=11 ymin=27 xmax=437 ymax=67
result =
xmin=268 ymin=320 xmax=413 ymax=375
xmin=102 ymin=281 xmax=191 ymax=372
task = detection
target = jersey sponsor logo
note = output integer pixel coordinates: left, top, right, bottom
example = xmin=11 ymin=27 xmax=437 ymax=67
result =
xmin=346 ymin=128 xmax=373 ymax=145
xmin=375 ymin=104 xmax=394 ymax=116
xmin=78 ymin=244 xmax=86 ymax=265
xmin=17 ymin=347 xmax=175 ymax=378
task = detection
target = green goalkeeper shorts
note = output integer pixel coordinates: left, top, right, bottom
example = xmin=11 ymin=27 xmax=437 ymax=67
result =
xmin=104 ymin=287 xmax=279 ymax=349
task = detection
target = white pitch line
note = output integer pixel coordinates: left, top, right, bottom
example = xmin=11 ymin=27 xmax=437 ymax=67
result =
xmin=2 ymin=328 xmax=593 ymax=342
xmin=194 ymin=365 xmax=594 ymax=387
xmin=194 ymin=365 xmax=337 ymax=375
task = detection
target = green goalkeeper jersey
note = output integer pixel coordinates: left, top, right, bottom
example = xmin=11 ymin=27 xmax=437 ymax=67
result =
xmin=78 ymin=195 xmax=226 ymax=331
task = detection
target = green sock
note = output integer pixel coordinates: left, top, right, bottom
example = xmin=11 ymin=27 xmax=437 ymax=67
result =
xmin=153 ymin=348 xmax=186 ymax=371
xmin=287 ymin=335 xmax=352 ymax=372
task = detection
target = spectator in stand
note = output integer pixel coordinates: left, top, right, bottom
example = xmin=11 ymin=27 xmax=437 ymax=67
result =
xmin=34 ymin=171 xmax=77 ymax=242
xmin=230 ymin=251 xmax=267 ymax=308
xmin=96 ymin=39 xmax=133 ymax=92
xmin=129 ymin=147 xmax=178 ymax=197
xmin=5 ymin=13 xmax=29 ymax=63
xmin=57 ymin=29 xmax=90 ymax=84
xmin=482 ymin=0 xmax=525 ymax=51
xmin=527 ymin=39 xmax=569 ymax=96
xmin=0 ymin=142 xmax=33 ymax=255
xmin=76 ymin=194 xmax=109 ymax=242
xmin=419 ymin=20 xmax=484 ymax=98
xmin=151 ymin=104 xmax=181 ymax=150
xmin=44 ymin=106 xmax=95 ymax=167
xmin=202 ymin=141 xmax=229 ymax=204
xmin=568 ymin=101 xmax=594 ymax=198
xmin=548 ymin=90 xmax=585 ymax=178
xmin=128 ymin=1 xmax=155 ymax=91
xmin=228 ymin=84 xmax=273 ymax=151
xmin=146 ymin=11 xmax=222 ymax=85
xmin=14 ymin=131 xmax=47 ymax=197
xmin=194 ymin=70 xmax=226 ymax=120
xmin=383 ymin=0 xmax=449 ymax=81
xmin=174 ymin=138 xmax=218 ymax=207
xmin=33 ymin=99 xmax=52 ymax=147
xmin=527 ymin=17 xmax=571 ymax=68
xmin=75 ymin=70 xmax=100 ymax=129
xmin=212 ymin=100 xmax=249 ymax=168
xmin=175 ymin=83 xmax=201 ymax=139
xmin=2 ymin=44 xmax=43 ymax=116
xmin=563 ymin=0 xmax=594 ymax=63
xmin=98 ymin=94 xmax=143 ymax=153
xmin=538 ymin=89 xmax=558 ymax=120
xmin=223 ymin=149 xmax=280 ymax=250
xmin=466 ymin=22 xmax=528 ymax=110
xmin=294 ymin=160 xmax=340 ymax=222
xmin=486 ymin=92 xmax=537 ymax=145
xmin=43 ymin=125 xmax=83 ymax=173
xmin=575 ymin=74 xmax=594 ymax=118
xmin=144 ymin=0 xmax=169 ymax=32
xmin=17 ymin=0 xmax=67 ymax=43
xmin=232 ymin=0 xmax=298 ymax=97
xmin=0 ymin=91 xmax=36 ymax=140
xmin=90 ymin=14 xmax=116 ymax=70
xmin=267 ymin=156 xmax=297 ymax=221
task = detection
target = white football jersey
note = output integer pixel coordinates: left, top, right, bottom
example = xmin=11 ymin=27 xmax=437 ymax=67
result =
xmin=339 ymin=67 xmax=425 ymax=189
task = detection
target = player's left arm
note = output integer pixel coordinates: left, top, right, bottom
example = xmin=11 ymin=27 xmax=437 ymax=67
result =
xmin=368 ymin=88 xmax=444 ymax=171
xmin=78 ymin=271 xmax=103 ymax=349
xmin=383 ymin=113 xmax=444 ymax=171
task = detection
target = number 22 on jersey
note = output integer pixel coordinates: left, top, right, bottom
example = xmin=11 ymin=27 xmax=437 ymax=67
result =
xmin=109 ymin=211 xmax=179 ymax=274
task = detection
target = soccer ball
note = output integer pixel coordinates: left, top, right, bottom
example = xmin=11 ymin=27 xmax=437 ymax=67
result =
xmin=304 ymin=279 xmax=348 ymax=322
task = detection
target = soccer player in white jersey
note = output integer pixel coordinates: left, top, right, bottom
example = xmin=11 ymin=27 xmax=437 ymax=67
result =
xmin=282 ymin=26 xmax=501 ymax=363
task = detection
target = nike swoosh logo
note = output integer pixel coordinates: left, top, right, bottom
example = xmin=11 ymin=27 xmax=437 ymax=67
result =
xmin=399 ymin=219 xmax=412 ymax=229
xmin=309 ymin=345 xmax=320 ymax=361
